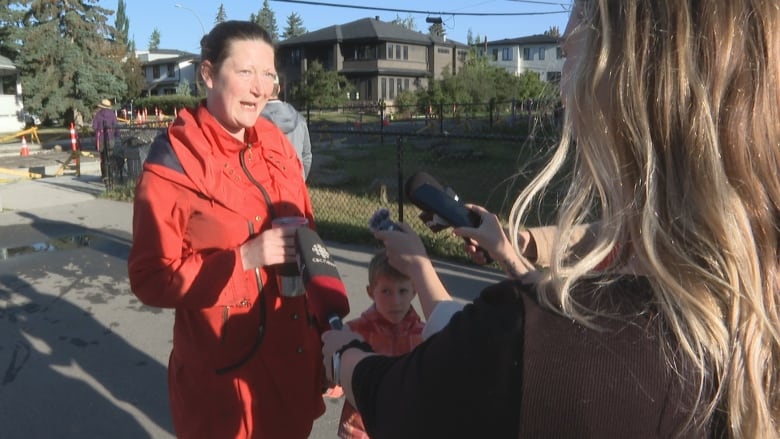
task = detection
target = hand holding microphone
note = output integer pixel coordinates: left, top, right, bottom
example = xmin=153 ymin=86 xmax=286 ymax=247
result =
xmin=404 ymin=171 xmax=493 ymax=263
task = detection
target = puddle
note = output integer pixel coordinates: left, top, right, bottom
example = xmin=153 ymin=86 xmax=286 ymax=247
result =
xmin=0 ymin=234 xmax=95 ymax=260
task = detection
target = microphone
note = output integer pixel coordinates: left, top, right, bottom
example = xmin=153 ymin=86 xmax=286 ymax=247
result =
xmin=404 ymin=171 xmax=483 ymax=230
xmin=404 ymin=171 xmax=492 ymax=263
xmin=295 ymin=227 xmax=350 ymax=329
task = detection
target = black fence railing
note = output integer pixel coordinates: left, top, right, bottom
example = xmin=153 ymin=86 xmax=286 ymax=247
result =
xmin=103 ymin=101 xmax=562 ymax=238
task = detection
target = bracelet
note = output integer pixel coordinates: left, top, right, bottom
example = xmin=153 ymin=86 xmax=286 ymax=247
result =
xmin=336 ymin=339 xmax=373 ymax=356
xmin=332 ymin=339 xmax=373 ymax=386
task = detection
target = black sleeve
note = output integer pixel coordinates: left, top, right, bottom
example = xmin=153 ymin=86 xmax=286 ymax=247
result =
xmin=352 ymin=280 xmax=527 ymax=439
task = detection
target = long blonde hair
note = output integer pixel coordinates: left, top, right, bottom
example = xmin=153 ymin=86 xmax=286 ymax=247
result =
xmin=511 ymin=1 xmax=780 ymax=437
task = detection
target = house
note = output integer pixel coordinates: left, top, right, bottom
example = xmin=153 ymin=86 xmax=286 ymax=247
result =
xmin=135 ymin=49 xmax=200 ymax=96
xmin=0 ymin=55 xmax=25 ymax=133
xmin=480 ymin=34 xmax=564 ymax=83
xmin=276 ymin=17 xmax=469 ymax=105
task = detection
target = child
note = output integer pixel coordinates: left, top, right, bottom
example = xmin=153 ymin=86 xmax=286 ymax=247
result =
xmin=337 ymin=250 xmax=425 ymax=439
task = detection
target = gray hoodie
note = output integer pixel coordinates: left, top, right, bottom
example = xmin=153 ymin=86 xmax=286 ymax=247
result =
xmin=261 ymin=100 xmax=312 ymax=180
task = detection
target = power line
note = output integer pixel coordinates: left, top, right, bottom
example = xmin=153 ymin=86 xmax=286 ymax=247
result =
xmin=269 ymin=0 xmax=569 ymax=17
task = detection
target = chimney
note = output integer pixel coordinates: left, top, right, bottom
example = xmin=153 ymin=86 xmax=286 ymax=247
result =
xmin=375 ymin=16 xmax=380 ymax=21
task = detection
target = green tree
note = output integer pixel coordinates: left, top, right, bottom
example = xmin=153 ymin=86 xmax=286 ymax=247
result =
xmin=250 ymin=0 xmax=278 ymax=42
xmin=390 ymin=14 xmax=415 ymax=31
xmin=0 ymin=3 xmax=28 ymax=60
xmin=176 ymin=79 xmax=192 ymax=96
xmin=17 ymin=0 xmax=127 ymax=124
xmin=114 ymin=0 xmax=131 ymax=51
xmin=121 ymin=54 xmax=146 ymax=100
xmin=281 ymin=12 xmax=306 ymax=40
xmin=215 ymin=4 xmax=227 ymax=24
xmin=293 ymin=60 xmax=350 ymax=109
xmin=148 ymin=27 xmax=160 ymax=50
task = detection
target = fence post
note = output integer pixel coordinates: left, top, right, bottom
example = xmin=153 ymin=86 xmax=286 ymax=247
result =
xmin=396 ymin=136 xmax=404 ymax=223
xmin=380 ymin=101 xmax=386 ymax=144
xmin=439 ymin=102 xmax=444 ymax=135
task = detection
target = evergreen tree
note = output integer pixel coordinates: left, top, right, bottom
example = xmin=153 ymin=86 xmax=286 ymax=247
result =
xmin=250 ymin=0 xmax=278 ymax=41
xmin=0 ymin=3 xmax=28 ymax=60
xmin=293 ymin=60 xmax=350 ymax=109
xmin=215 ymin=4 xmax=227 ymax=24
xmin=17 ymin=0 xmax=127 ymax=123
xmin=148 ymin=27 xmax=160 ymax=50
xmin=114 ymin=0 xmax=131 ymax=50
xmin=281 ymin=12 xmax=306 ymax=40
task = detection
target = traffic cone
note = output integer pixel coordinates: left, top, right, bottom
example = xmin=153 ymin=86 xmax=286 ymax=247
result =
xmin=19 ymin=136 xmax=29 ymax=157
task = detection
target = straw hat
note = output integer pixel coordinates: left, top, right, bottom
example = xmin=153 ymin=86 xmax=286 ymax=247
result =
xmin=97 ymin=99 xmax=112 ymax=109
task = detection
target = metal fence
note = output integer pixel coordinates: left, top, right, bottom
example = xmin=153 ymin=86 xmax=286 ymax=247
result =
xmin=104 ymin=101 xmax=562 ymax=241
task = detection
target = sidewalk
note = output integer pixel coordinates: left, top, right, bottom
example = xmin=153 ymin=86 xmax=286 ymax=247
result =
xmin=0 ymin=176 xmax=504 ymax=438
xmin=0 ymin=139 xmax=100 ymax=183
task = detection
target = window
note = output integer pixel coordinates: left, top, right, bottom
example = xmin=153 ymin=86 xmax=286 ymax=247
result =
xmin=404 ymin=78 xmax=410 ymax=90
xmin=523 ymin=48 xmax=532 ymax=60
xmin=437 ymin=48 xmax=450 ymax=54
xmin=395 ymin=45 xmax=401 ymax=59
xmin=403 ymin=46 xmax=408 ymax=60
xmin=547 ymin=71 xmax=561 ymax=82
xmin=556 ymin=47 xmax=565 ymax=59
xmin=502 ymin=48 xmax=512 ymax=61
xmin=381 ymin=78 xmax=387 ymax=98
xmin=389 ymin=78 xmax=395 ymax=99
xmin=167 ymin=63 xmax=175 ymax=77
xmin=152 ymin=65 xmax=161 ymax=79
xmin=491 ymin=49 xmax=498 ymax=61
xmin=397 ymin=78 xmax=402 ymax=95
xmin=387 ymin=44 xmax=393 ymax=59
xmin=1 ymin=75 xmax=15 ymax=95
xmin=291 ymin=48 xmax=302 ymax=64
xmin=538 ymin=48 xmax=545 ymax=60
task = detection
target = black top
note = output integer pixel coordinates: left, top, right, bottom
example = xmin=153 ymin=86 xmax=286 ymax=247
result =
xmin=352 ymin=277 xmax=712 ymax=439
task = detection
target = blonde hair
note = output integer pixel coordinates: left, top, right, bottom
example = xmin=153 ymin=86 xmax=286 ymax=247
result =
xmin=368 ymin=250 xmax=409 ymax=287
xmin=511 ymin=1 xmax=780 ymax=437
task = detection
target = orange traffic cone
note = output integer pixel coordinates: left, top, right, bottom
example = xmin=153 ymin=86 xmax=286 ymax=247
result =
xmin=19 ymin=136 xmax=29 ymax=157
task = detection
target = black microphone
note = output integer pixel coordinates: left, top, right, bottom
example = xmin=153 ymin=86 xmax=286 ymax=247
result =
xmin=404 ymin=171 xmax=492 ymax=263
xmin=295 ymin=227 xmax=350 ymax=329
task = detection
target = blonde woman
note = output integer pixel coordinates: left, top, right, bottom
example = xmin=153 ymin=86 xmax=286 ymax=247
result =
xmin=322 ymin=1 xmax=780 ymax=438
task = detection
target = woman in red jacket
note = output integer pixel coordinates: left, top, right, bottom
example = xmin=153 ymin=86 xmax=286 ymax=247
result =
xmin=128 ymin=21 xmax=328 ymax=439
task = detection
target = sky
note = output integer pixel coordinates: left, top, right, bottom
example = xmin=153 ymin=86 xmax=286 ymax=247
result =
xmin=120 ymin=0 xmax=572 ymax=53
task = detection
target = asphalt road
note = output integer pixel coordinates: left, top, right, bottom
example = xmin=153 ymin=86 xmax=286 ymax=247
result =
xmin=0 ymin=175 xmax=503 ymax=438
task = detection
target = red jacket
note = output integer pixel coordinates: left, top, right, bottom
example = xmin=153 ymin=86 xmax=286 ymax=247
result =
xmin=128 ymin=103 xmax=324 ymax=438
xmin=338 ymin=305 xmax=425 ymax=439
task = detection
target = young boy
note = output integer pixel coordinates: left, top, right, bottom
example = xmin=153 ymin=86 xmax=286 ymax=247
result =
xmin=337 ymin=250 xmax=425 ymax=439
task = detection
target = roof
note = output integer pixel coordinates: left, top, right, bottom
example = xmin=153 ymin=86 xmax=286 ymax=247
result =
xmin=0 ymin=55 xmax=16 ymax=71
xmin=486 ymin=34 xmax=560 ymax=46
xmin=279 ymin=17 xmax=466 ymax=48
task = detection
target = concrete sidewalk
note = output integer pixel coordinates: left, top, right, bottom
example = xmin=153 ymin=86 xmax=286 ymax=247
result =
xmin=0 ymin=176 xmax=503 ymax=438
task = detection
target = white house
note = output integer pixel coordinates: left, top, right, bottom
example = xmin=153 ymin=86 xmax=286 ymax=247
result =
xmin=135 ymin=49 xmax=200 ymax=96
xmin=0 ymin=55 xmax=25 ymax=133
xmin=481 ymin=34 xmax=564 ymax=83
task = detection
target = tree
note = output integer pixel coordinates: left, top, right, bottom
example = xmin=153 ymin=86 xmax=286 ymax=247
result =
xmin=281 ymin=12 xmax=306 ymax=40
xmin=114 ymin=0 xmax=131 ymax=50
xmin=250 ymin=0 xmax=278 ymax=42
xmin=544 ymin=26 xmax=561 ymax=38
xmin=121 ymin=54 xmax=146 ymax=100
xmin=428 ymin=22 xmax=445 ymax=38
xmin=148 ymin=27 xmax=160 ymax=50
xmin=390 ymin=14 xmax=415 ymax=31
xmin=215 ymin=4 xmax=227 ymax=24
xmin=176 ymin=79 xmax=192 ymax=96
xmin=292 ymin=60 xmax=350 ymax=109
xmin=0 ymin=4 xmax=28 ymax=60
xmin=16 ymin=0 xmax=127 ymax=123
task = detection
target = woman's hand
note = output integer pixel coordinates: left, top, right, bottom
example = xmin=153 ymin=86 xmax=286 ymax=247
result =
xmin=454 ymin=204 xmax=536 ymax=279
xmin=239 ymin=226 xmax=297 ymax=270
xmin=372 ymin=222 xmax=430 ymax=277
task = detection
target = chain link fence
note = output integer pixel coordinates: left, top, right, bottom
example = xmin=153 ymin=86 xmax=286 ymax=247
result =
xmin=104 ymin=100 xmax=564 ymax=254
